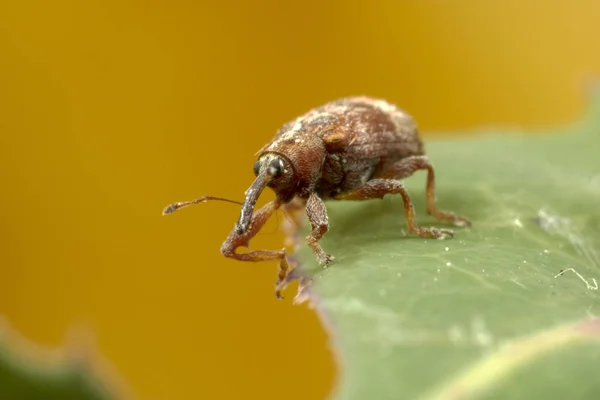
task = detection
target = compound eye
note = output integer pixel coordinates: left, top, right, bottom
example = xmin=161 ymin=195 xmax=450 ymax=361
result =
xmin=268 ymin=158 xmax=284 ymax=178
xmin=253 ymin=160 xmax=261 ymax=177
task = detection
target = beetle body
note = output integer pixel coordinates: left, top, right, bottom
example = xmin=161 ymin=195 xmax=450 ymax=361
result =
xmin=164 ymin=97 xmax=470 ymax=300
xmin=258 ymin=97 xmax=425 ymax=201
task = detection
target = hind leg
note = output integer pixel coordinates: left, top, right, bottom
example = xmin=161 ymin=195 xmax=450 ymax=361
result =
xmin=334 ymin=179 xmax=454 ymax=239
xmin=377 ymin=155 xmax=471 ymax=227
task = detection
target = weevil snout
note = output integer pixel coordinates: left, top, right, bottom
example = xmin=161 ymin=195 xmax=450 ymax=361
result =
xmin=235 ymin=154 xmax=293 ymax=235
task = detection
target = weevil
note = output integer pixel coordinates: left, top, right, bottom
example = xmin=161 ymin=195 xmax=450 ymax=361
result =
xmin=163 ymin=97 xmax=471 ymax=299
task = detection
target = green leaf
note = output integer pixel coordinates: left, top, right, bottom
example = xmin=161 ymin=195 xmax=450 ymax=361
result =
xmin=294 ymin=89 xmax=600 ymax=400
xmin=0 ymin=320 xmax=130 ymax=400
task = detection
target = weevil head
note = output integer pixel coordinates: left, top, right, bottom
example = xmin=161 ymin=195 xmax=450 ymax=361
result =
xmin=234 ymin=153 xmax=293 ymax=235
xmin=235 ymin=130 xmax=327 ymax=235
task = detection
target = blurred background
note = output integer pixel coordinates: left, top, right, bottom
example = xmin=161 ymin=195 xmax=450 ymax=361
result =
xmin=1 ymin=0 xmax=599 ymax=399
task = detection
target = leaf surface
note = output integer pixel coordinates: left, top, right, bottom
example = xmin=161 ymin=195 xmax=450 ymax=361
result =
xmin=0 ymin=321 xmax=129 ymax=400
xmin=296 ymin=90 xmax=600 ymax=400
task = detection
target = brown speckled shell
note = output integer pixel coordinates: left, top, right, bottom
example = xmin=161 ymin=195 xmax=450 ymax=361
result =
xmin=259 ymin=97 xmax=425 ymax=199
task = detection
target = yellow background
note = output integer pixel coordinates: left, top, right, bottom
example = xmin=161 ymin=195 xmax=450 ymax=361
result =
xmin=1 ymin=1 xmax=599 ymax=399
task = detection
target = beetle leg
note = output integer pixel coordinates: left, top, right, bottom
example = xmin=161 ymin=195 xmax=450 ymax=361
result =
xmin=281 ymin=197 xmax=307 ymax=250
xmin=305 ymin=193 xmax=334 ymax=265
xmin=377 ymin=155 xmax=471 ymax=227
xmin=334 ymin=179 xmax=454 ymax=239
xmin=220 ymin=199 xmax=291 ymax=299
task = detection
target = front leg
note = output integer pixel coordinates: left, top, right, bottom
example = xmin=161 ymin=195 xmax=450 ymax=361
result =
xmin=220 ymin=199 xmax=290 ymax=299
xmin=305 ymin=193 xmax=334 ymax=265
